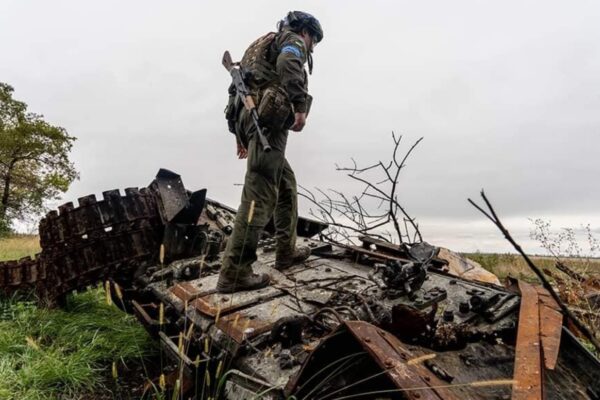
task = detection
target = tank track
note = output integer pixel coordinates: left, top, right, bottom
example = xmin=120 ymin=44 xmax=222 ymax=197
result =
xmin=1 ymin=187 xmax=164 ymax=305
xmin=1 ymin=168 xmax=321 ymax=306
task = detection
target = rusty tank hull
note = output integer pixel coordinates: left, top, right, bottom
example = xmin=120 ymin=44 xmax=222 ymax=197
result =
xmin=1 ymin=169 xmax=599 ymax=399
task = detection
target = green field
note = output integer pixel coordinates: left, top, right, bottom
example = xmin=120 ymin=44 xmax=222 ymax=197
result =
xmin=0 ymin=235 xmax=157 ymax=400
xmin=0 ymin=234 xmax=41 ymax=261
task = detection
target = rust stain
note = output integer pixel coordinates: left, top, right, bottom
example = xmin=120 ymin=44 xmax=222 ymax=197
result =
xmin=132 ymin=300 xmax=160 ymax=328
xmin=216 ymin=312 xmax=270 ymax=343
xmin=170 ymin=282 xmax=205 ymax=303
xmin=535 ymin=286 xmax=563 ymax=370
xmin=191 ymin=295 xmax=232 ymax=317
xmin=344 ymin=321 xmax=456 ymax=400
xmin=512 ymin=281 xmax=543 ymax=400
xmin=191 ymin=288 xmax=279 ymax=317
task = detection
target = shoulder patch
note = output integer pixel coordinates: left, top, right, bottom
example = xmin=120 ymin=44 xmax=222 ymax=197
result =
xmin=281 ymin=45 xmax=303 ymax=58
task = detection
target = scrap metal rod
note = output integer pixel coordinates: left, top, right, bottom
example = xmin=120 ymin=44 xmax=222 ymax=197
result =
xmin=468 ymin=190 xmax=600 ymax=353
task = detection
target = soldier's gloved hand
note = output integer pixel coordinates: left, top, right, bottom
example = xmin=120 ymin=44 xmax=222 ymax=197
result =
xmin=290 ymin=112 xmax=307 ymax=132
xmin=236 ymin=141 xmax=248 ymax=159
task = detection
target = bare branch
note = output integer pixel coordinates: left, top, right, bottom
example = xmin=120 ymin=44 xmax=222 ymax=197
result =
xmin=299 ymin=134 xmax=423 ymax=245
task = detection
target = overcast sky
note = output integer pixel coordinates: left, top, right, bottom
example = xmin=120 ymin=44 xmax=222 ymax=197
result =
xmin=1 ymin=0 xmax=599 ymax=253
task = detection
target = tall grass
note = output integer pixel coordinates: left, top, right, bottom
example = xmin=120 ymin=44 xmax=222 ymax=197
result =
xmin=1 ymin=236 xmax=162 ymax=399
xmin=0 ymin=289 xmax=156 ymax=400
xmin=463 ymin=252 xmax=599 ymax=282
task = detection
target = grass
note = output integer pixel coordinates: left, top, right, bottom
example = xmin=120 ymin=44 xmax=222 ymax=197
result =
xmin=0 ymin=234 xmax=41 ymax=261
xmin=463 ymin=252 xmax=600 ymax=283
xmin=0 ymin=289 xmax=157 ymax=400
xmin=1 ymin=235 xmax=157 ymax=400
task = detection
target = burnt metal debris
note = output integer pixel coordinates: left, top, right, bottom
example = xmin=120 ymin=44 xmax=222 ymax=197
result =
xmin=1 ymin=169 xmax=600 ymax=399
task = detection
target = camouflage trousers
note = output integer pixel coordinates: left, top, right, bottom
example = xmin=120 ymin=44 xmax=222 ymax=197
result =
xmin=220 ymin=136 xmax=298 ymax=279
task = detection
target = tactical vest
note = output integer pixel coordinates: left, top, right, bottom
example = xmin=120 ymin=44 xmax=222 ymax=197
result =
xmin=225 ymin=32 xmax=295 ymax=137
xmin=225 ymin=33 xmax=277 ymax=138
xmin=240 ymin=32 xmax=279 ymax=91
xmin=240 ymin=32 xmax=294 ymax=132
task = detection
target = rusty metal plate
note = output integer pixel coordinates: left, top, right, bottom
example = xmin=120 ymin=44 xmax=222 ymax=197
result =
xmin=192 ymin=285 xmax=282 ymax=317
xmin=190 ymin=263 xmax=302 ymax=317
xmin=192 ymin=285 xmax=282 ymax=318
xmin=149 ymin=274 xmax=219 ymax=313
xmin=344 ymin=321 xmax=456 ymax=400
xmin=132 ymin=300 xmax=162 ymax=333
xmin=513 ymin=281 xmax=543 ymax=400
xmin=535 ymin=286 xmax=563 ymax=370
xmin=216 ymin=296 xmax=314 ymax=343
xmin=170 ymin=281 xmax=210 ymax=303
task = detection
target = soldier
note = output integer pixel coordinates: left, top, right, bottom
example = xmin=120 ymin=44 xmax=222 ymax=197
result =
xmin=218 ymin=11 xmax=324 ymax=293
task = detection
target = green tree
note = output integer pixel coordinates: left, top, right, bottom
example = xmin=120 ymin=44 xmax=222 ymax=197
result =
xmin=0 ymin=83 xmax=78 ymax=235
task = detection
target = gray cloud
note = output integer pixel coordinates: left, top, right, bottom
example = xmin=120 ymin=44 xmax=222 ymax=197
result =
xmin=1 ymin=0 xmax=599 ymax=252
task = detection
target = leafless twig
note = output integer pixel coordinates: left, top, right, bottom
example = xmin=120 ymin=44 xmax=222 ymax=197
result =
xmin=300 ymin=133 xmax=423 ymax=245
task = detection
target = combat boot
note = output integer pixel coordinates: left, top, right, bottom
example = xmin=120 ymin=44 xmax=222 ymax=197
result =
xmin=216 ymin=272 xmax=270 ymax=293
xmin=275 ymin=246 xmax=311 ymax=271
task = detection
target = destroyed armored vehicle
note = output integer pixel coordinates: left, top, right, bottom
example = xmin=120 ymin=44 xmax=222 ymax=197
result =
xmin=1 ymin=169 xmax=599 ymax=399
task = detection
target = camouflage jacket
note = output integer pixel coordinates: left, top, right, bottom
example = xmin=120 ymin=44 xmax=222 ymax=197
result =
xmin=241 ymin=30 xmax=311 ymax=114
xmin=272 ymin=30 xmax=311 ymax=113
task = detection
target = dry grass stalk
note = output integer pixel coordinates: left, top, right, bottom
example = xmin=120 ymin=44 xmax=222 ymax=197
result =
xmin=25 ymin=336 xmax=39 ymax=350
xmin=215 ymin=360 xmax=224 ymax=379
xmin=186 ymin=324 xmax=194 ymax=340
xmin=470 ymin=379 xmax=516 ymax=387
xmin=215 ymin=306 xmax=222 ymax=324
xmin=177 ymin=332 xmax=184 ymax=355
xmin=159 ymin=373 xmax=166 ymax=391
xmin=406 ymin=353 xmax=436 ymax=365
xmin=159 ymin=243 xmax=165 ymax=265
xmin=104 ymin=281 xmax=112 ymax=306
xmin=114 ymin=282 xmax=123 ymax=300
xmin=247 ymin=200 xmax=255 ymax=223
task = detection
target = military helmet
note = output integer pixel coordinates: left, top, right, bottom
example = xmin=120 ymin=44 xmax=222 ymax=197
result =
xmin=278 ymin=11 xmax=324 ymax=43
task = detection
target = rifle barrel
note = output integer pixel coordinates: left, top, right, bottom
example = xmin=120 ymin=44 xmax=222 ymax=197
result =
xmin=233 ymin=79 xmax=271 ymax=151
xmin=223 ymin=53 xmax=272 ymax=153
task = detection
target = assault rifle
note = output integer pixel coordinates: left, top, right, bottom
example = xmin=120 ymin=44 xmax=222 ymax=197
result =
xmin=221 ymin=51 xmax=272 ymax=152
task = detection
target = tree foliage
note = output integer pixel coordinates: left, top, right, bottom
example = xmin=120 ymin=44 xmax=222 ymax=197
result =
xmin=0 ymin=83 xmax=78 ymax=235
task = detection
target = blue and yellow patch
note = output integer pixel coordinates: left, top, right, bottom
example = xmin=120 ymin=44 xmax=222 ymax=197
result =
xmin=281 ymin=45 xmax=303 ymax=58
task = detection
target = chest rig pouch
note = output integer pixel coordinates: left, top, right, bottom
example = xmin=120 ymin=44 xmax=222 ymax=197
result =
xmin=257 ymin=85 xmax=294 ymax=130
xmin=224 ymin=83 xmax=241 ymax=135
